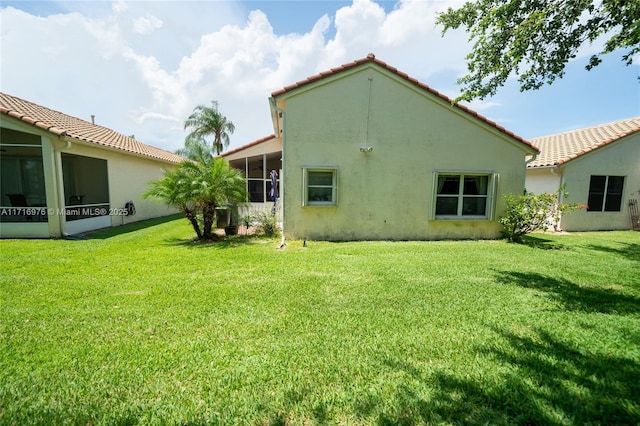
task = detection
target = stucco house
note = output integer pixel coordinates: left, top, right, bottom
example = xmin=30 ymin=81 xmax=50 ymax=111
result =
xmin=223 ymin=54 xmax=539 ymax=241
xmin=526 ymin=117 xmax=640 ymax=231
xmin=0 ymin=92 xmax=185 ymax=238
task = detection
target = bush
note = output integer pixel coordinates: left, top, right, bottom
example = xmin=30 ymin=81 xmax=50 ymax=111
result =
xmin=250 ymin=211 xmax=279 ymax=237
xmin=500 ymin=184 xmax=586 ymax=242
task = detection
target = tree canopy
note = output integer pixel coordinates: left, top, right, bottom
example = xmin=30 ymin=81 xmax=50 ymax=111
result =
xmin=183 ymin=101 xmax=235 ymax=156
xmin=436 ymin=0 xmax=640 ymax=102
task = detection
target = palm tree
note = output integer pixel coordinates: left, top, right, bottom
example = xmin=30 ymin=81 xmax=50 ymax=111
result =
xmin=143 ymin=164 xmax=203 ymax=239
xmin=184 ymin=158 xmax=247 ymax=239
xmin=183 ymin=101 xmax=235 ymax=155
xmin=144 ymin=158 xmax=247 ymax=241
xmin=175 ymin=136 xmax=214 ymax=164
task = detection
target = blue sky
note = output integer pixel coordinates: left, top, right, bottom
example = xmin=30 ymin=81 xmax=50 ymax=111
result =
xmin=1 ymin=0 xmax=638 ymax=153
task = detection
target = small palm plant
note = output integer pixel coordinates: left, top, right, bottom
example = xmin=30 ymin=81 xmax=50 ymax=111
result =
xmin=144 ymin=158 xmax=247 ymax=241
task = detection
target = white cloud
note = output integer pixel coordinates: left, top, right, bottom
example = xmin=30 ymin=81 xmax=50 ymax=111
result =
xmin=132 ymin=14 xmax=163 ymax=35
xmin=1 ymin=1 xmax=473 ymax=153
xmin=1 ymin=0 xmax=636 ymax=154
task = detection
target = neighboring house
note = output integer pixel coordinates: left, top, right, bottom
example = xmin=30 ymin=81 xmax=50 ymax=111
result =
xmin=219 ymin=134 xmax=282 ymax=219
xmin=0 ymin=92 xmax=185 ymax=238
xmin=240 ymin=53 xmax=538 ymax=241
xmin=526 ymin=117 xmax=640 ymax=231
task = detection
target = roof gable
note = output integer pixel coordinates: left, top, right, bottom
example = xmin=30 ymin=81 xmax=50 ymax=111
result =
xmin=527 ymin=117 xmax=640 ymax=168
xmin=271 ymin=53 xmax=538 ymax=154
xmin=0 ymin=92 xmax=185 ymax=164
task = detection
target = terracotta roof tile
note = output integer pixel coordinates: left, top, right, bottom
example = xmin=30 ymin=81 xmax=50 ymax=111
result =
xmin=0 ymin=92 xmax=185 ymax=164
xmin=527 ymin=117 xmax=640 ymax=168
xmin=270 ymin=53 xmax=538 ymax=154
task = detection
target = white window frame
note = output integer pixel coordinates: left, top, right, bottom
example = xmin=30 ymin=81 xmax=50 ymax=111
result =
xmin=431 ymin=171 xmax=498 ymax=220
xmin=302 ymin=167 xmax=338 ymax=207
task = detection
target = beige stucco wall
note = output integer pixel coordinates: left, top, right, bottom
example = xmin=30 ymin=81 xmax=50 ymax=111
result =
xmin=556 ymin=134 xmax=640 ymax=231
xmin=222 ymin=137 xmax=282 ymax=161
xmin=525 ymin=167 xmax=562 ymax=195
xmin=1 ymin=116 xmax=177 ymax=238
xmin=278 ymin=65 xmax=534 ymax=241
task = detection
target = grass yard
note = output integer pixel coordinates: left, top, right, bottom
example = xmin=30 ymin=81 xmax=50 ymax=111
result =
xmin=1 ymin=216 xmax=639 ymax=425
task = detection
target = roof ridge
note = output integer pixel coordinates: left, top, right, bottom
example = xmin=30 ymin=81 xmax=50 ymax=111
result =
xmin=530 ymin=116 xmax=640 ymax=141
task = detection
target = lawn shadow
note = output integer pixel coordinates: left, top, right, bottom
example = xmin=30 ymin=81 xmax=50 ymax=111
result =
xmin=83 ymin=214 xmax=182 ymax=239
xmin=494 ymin=270 xmax=640 ymax=315
xmin=163 ymin=232 xmax=275 ymax=249
xmin=517 ymin=234 xmax=569 ymax=250
xmin=582 ymin=242 xmax=640 ymax=263
xmin=367 ymin=327 xmax=640 ymax=424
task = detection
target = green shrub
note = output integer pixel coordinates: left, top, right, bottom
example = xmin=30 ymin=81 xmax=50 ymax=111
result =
xmin=251 ymin=211 xmax=279 ymax=237
xmin=500 ymin=184 xmax=586 ymax=242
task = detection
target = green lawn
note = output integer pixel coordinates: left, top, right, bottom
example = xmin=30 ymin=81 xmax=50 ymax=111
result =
xmin=1 ymin=217 xmax=639 ymax=425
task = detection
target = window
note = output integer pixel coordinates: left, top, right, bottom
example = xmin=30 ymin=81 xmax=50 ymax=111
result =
xmin=303 ymin=168 xmax=337 ymax=206
xmin=434 ymin=172 xmax=496 ymax=219
xmin=0 ymin=131 xmax=47 ymax=223
xmin=587 ymin=175 xmax=625 ymax=212
xmin=62 ymin=154 xmax=110 ymax=221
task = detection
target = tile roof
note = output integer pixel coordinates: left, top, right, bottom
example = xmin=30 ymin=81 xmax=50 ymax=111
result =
xmin=527 ymin=117 xmax=640 ymax=168
xmin=271 ymin=53 xmax=538 ymax=154
xmin=219 ymin=134 xmax=277 ymax=158
xmin=0 ymin=92 xmax=185 ymax=164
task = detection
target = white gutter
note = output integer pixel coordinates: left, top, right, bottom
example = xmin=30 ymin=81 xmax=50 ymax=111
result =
xmin=269 ymin=97 xmax=286 ymax=248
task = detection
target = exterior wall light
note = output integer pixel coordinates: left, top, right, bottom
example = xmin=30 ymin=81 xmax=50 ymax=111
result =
xmin=360 ymin=145 xmax=373 ymax=153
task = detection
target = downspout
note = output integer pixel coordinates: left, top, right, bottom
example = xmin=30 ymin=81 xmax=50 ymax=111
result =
xmin=524 ymin=152 xmax=538 ymax=191
xmin=54 ymin=135 xmax=72 ymax=237
xmin=269 ymin=97 xmax=286 ymax=248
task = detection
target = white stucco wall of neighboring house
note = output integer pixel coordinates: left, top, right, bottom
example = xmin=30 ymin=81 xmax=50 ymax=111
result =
xmin=275 ymin=65 xmax=535 ymax=241
xmin=64 ymin=141 xmax=178 ymax=232
xmin=0 ymin=116 xmax=178 ymax=238
xmin=552 ymin=134 xmax=640 ymax=231
xmin=524 ymin=167 xmax=563 ymax=195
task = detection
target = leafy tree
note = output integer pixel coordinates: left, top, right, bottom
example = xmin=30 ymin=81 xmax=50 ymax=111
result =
xmin=499 ymin=185 xmax=586 ymax=242
xmin=183 ymin=101 xmax=235 ymax=155
xmin=437 ymin=0 xmax=640 ymax=102
xmin=144 ymin=158 xmax=247 ymax=241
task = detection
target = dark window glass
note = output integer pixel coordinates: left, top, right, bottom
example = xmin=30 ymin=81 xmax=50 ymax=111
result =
xmin=463 ymin=176 xmax=488 ymax=195
xmin=604 ymin=176 xmax=624 ymax=212
xmin=462 ymin=197 xmax=487 ymax=215
xmin=308 ymin=171 xmax=333 ymax=186
xmin=588 ymin=175 xmax=624 ymax=212
xmin=248 ymin=179 xmax=264 ymax=202
xmin=437 ymin=176 xmax=460 ymax=195
xmin=435 ymin=197 xmax=458 ymax=215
